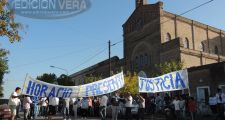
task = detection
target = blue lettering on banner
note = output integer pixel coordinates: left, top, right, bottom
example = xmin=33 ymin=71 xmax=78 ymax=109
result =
xmin=40 ymin=84 xmax=48 ymax=97
xmin=24 ymin=72 xmax=124 ymax=98
xmin=163 ymin=75 xmax=170 ymax=90
xmin=175 ymin=72 xmax=185 ymax=89
xmin=155 ymin=78 xmax=161 ymax=91
xmin=62 ymin=88 xmax=71 ymax=98
xmin=56 ymin=88 xmax=64 ymax=97
xmin=48 ymin=87 xmax=56 ymax=97
xmin=92 ymin=83 xmax=98 ymax=96
xmin=97 ymin=82 xmax=103 ymax=95
xmin=108 ymin=79 xmax=113 ymax=92
xmin=103 ymin=81 xmax=108 ymax=93
xmin=139 ymin=70 xmax=188 ymax=93
xmin=67 ymin=88 xmax=73 ymax=98
xmin=146 ymin=79 xmax=154 ymax=92
xmin=86 ymin=85 xmax=92 ymax=97
xmin=26 ymin=80 xmax=33 ymax=95
xmin=139 ymin=78 xmax=145 ymax=91
xmin=169 ymin=74 xmax=175 ymax=89
xmin=34 ymin=84 xmax=41 ymax=96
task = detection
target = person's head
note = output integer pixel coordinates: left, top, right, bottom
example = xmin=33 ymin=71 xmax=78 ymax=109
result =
xmin=189 ymin=97 xmax=194 ymax=101
xmin=15 ymin=87 xmax=21 ymax=94
xmin=218 ymin=88 xmax=222 ymax=94
xmin=114 ymin=92 xmax=119 ymax=96
xmin=175 ymin=96 xmax=178 ymax=100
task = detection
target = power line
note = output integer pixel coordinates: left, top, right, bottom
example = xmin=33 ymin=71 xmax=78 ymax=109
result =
xmin=69 ymin=47 xmax=108 ymax=73
xmin=69 ymin=40 xmax=123 ymax=73
xmin=111 ymin=40 xmax=123 ymax=46
xmin=161 ymin=0 xmax=215 ymax=24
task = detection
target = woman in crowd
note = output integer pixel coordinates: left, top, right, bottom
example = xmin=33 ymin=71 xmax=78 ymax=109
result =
xmin=81 ymin=97 xmax=89 ymax=119
xmin=125 ymin=92 xmax=133 ymax=120
xmin=23 ymin=95 xmax=32 ymax=120
xmin=188 ymin=97 xmax=197 ymax=120
xmin=88 ymin=97 xmax=94 ymax=117
xmin=137 ymin=94 xmax=145 ymax=120
xmin=40 ymin=97 xmax=48 ymax=118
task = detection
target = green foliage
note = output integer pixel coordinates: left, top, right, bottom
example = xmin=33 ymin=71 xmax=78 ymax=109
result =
xmin=153 ymin=60 xmax=184 ymax=76
xmin=0 ymin=48 xmax=9 ymax=97
xmin=84 ymin=74 xmax=102 ymax=84
xmin=57 ymin=74 xmax=74 ymax=86
xmin=37 ymin=73 xmax=57 ymax=84
xmin=119 ymin=72 xmax=138 ymax=95
xmin=0 ymin=0 xmax=22 ymax=42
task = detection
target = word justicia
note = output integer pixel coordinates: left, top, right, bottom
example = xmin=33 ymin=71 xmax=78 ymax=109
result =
xmin=139 ymin=70 xmax=189 ymax=93
xmin=11 ymin=0 xmax=87 ymax=10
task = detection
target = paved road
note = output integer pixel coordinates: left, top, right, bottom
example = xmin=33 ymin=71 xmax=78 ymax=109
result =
xmin=16 ymin=112 xmax=166 ymax=120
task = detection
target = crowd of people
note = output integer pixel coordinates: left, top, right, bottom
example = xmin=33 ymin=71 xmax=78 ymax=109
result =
xmin=8 ymin=87 xmax=225 ymax=120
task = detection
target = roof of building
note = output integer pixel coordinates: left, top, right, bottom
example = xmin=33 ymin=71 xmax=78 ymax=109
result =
xmin=70 ymin=56 xmax=120 ymax=77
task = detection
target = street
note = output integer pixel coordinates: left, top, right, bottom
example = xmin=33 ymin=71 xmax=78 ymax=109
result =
xmin=16 ymin=112 xmax=166 ymax=120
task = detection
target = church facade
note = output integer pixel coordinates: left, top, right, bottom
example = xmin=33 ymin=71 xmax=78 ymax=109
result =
xmin=70 ymin=0 xmax=225 ymax=101
xmin=124 ymin=0 xmax=225 ymax=77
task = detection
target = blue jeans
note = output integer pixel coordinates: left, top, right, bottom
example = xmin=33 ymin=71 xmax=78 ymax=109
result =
xmin=99 ymin=106 xmax=107 ymax=120
xmin=41 ymin=106 xmax=47 ymax=117
xmin=63 ymin=107 xmax=70 ymax=119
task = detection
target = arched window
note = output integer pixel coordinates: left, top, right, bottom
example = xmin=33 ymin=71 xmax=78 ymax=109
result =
xmin=144 ymin=53 xmax=148 ymax=65
xmin=130 ymin=61 xmax=134 ymax=71
xmin=215 ymin=46 xmax=219 ymax=54
xmin=184 ymin=37 xmax=189 ymax=49
xmin=200 ymin=42 xmax=205 ymax=52
xmin=140 ymin=55 xmax=144 ymax=66
xmin=165 ymin=33 xmax=171 ymax=42
xmin=135 ymin=56 xmax=139 ymax=65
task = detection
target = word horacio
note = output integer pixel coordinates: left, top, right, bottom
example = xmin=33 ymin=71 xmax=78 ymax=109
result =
xmin=23 ymin=72 xmax=124 ymax=98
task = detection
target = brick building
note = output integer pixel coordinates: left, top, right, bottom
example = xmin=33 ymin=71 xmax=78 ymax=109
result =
xmin=124 ymin=0 xmax=225 ymax=77
xmin=70 ymin=0 xmax=225 ymax=101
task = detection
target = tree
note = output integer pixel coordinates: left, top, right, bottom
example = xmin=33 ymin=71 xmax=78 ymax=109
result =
xmin=1 ymin=0 xmax=22 ymax=42
xmin=119 ymin=72 xmax=138 ymax=95
xmin=0 ymin=0 xmax=22 ymax=97
xmin=84 ymin=74 xmax=102 ymax=84
xmin=57 ymin=74 xmax=74 ymax=86
xmin=37 ymin=73 xmax=57 ymax=84
xmin=0 ymin=48 xmax=8 ymax=97
xmin=153 ymin=60 xmax=184 ymax=77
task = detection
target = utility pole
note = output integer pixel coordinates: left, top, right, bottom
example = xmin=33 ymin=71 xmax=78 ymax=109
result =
xmin=108 ymin=40 xmax=111 ymax=77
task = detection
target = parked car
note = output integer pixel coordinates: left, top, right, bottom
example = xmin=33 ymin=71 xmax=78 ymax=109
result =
xmin=0 ymin=104 xmax=11 ymax=120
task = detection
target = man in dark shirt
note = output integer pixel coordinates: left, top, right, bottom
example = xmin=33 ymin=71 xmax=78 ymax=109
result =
xmin=111 ymin=92 xmax=120 ymax=120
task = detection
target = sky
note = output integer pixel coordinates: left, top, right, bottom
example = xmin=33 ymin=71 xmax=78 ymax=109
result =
xmin=1 ymin=0 xmax=225 ymax=99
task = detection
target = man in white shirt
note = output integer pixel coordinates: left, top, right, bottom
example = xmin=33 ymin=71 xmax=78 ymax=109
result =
xmin=99 ymin=95 xmax=108 ymax=120
xmin=179 ymin=97 xmax=186 ymax=120
xmin=40 ymin=97 xmax=48 ymax=117
xmin=48 ymin=97 xmax=59 ymax=120
xmin=8 ymin=87 xmax=21 ymax=120
xmin=209 ymin=94 xmax=217 ymax=114
xmin=23 ymin=95 xmax=32 ymax=120
xmin=125 ymin=92 xmax=133 ymax=120
xmin=172 ymin=96 xmax=181 ymax=120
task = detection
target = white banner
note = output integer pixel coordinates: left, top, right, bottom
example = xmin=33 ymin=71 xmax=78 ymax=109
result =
xmin=23 ymin=72 xmax=124 ymax=98
xmin=139 ymin=70 xmax=189 ymax=93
